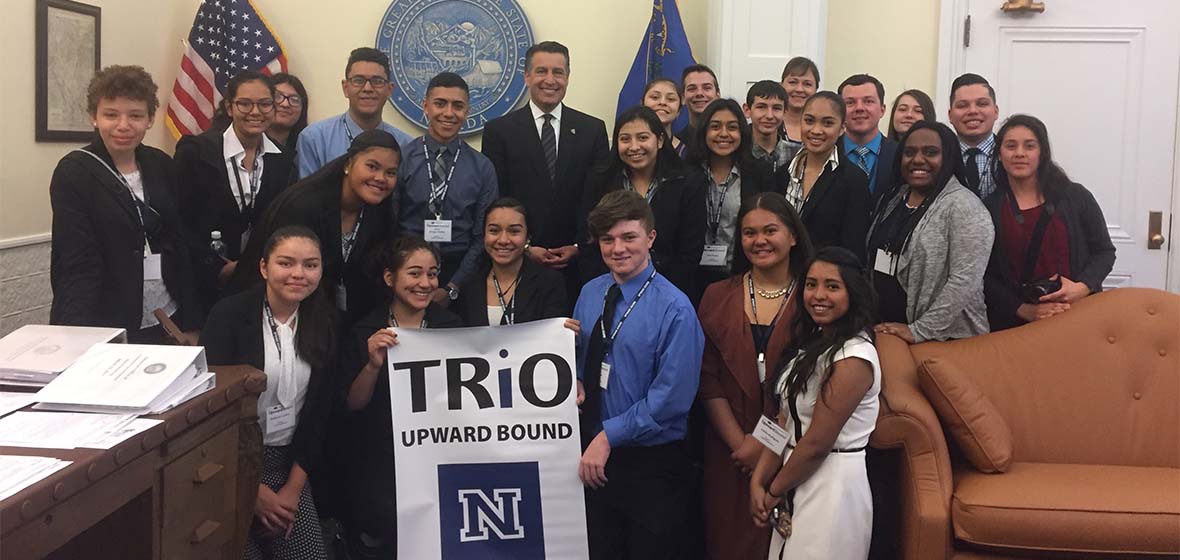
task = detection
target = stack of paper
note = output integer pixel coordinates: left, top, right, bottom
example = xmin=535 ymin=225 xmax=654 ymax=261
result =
xmin=0 ymin=411 xmax=162 ymax=450
xmin=0 ymin=325 xmax=126 ymax=386
xmin=0 ymin=392 xmax=37 ymax=418
xmin=0 ymin=456 xmax=73 ymax=501
xmin=33 ymin=344 xmax=215 ymax=415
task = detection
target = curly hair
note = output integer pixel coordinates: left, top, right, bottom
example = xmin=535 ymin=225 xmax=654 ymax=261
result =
xmin=86 ymin=65 xmax=159 ymax=117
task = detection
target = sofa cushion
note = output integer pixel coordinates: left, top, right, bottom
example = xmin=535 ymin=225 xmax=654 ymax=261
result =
xmin=952 ymin=462 xmax=1180 ymax=556
xmin=918 ymin=357 xmax=1013 ymax=473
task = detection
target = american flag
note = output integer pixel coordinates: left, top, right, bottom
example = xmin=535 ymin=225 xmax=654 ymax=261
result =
xmin=165 ymin=0 xmax=287 ymax=137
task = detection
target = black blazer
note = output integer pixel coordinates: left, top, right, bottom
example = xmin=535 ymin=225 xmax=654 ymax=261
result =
xmin=453 ymin=257 xmax=568 ymax=326
xmin=982 ymin=182 xmax=1116 ymax=330
xmin=481 ymin=104 xmax=610 ymax=249
xmin=230 ymin=172 xmax=396 ymax=327
xmin=854 ymin=134 xmax=900 ymax=213
xmin=49 ymin=138 xmax=199 ymax=332
xmin=775 ymin=149 xmax=873 ymax=262
xmin=338 ymin=302 xmax=463 ymax=535
xmin=199 ymin=286 xmax=335 ymax=477
xmin=174 ymin=129 xmax=294 ymax=314
xmin=578 ymin=158 xmax=708 ymax=297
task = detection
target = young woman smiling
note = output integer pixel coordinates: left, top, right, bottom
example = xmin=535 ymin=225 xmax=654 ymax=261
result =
xmin=781 ymin=92 xmax=872 ymax=261
xmin=698 ymin=193 xmax=814 ymax=560
xmin=642 ymin=78 xmax=687 ymax=158
xmin=339 ymin=235 xmax=463 ymax=557
xmin=268 ymin=73 xmax=310 ymax=153
xmin=201 ymin=226 xmax=336 ymax=559
xmin=751 ymin=246 xmax=881 ymax=559
xmin=176 ymin=70 xmax=294 ymax=318
xmin=779 ymin=57 xmax=820 ymax=151
xmin=866 ymin=120 xmax=993 ymax=342
xmin=49 ymin=65 xmax=199 ymax=343
xmin=688 ymin=99 xmax=778 ymax=290
xmin=886 ymin=89 xmax=935 ymax=141
xmin=983 ymin=114 xmax=1114 ymax=330
xmin=580 ymin=105 xmax=706 ymax=299
xmin=234 ymin=130 xmax=401 ymax=325
xmin=453 ymin=198 xmax=568 ymax=326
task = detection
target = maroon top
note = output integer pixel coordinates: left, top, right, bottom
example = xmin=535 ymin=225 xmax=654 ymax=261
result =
xmin=1000 ymin=202 xmax=1071 ymax=282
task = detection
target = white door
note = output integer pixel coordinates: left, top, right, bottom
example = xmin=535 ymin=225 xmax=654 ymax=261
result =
xmin=938 ymin=0 xmax=1179 ymax=289
xmin=707 ymin=0 xmax=827 ymax=103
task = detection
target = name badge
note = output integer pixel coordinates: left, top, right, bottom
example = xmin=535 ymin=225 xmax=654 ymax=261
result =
xmin=599 ymin=362 xmax=611 ymax=390
xmin=873 ymin=248 xmax=896 ymax=276
xmin=424 ymin=219 xmax=453 ymax=243
xmin=699 ymin=244 xmax=728 ymax=267
xmin=335 ymin=282 xmax=347 ymax=311
xmin=143 ymin=253 xmax=163 ymax=281
xmin=265 ymin=404 xmax=296 ymax=435
xmin=752 ymin=415 xmax=792 ymax=456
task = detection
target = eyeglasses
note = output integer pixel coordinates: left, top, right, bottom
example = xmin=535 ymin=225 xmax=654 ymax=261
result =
xmin=274 ymin=93 xmax=303 ymax=107
xmin=347 ymin=76 xmax=389 ymax=89
xmin=232 ymin=98 xmax=276 ymax=114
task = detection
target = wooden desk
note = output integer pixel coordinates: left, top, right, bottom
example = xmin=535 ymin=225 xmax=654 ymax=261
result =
xmin=0 ymin=366 xmax=265 ymax=559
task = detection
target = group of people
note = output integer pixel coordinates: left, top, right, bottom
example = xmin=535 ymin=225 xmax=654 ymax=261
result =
xmin=47 ymin=38 xmax=1115 ymax=560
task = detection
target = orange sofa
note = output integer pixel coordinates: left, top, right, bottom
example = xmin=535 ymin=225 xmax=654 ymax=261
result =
xmin=871 ymin=288 xmax=1179 ymax=559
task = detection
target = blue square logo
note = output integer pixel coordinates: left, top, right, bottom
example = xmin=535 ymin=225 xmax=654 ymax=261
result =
xmin=437 ymin=462 xmax=546 ymax=559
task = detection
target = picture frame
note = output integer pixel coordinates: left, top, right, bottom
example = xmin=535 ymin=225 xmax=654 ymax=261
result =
xmin=36 ymin=0 xmax=101 ymax=142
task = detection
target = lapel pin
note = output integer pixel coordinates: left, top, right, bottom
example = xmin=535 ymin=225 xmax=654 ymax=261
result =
xmin=571 ymin=128 xmax=576 ymax=135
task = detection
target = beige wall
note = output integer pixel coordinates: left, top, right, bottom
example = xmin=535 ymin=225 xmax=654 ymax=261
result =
xmin=1 ymin=0 xmax=941 ymax=242
xmin=824 ymin=0 xmax=941 ymax=130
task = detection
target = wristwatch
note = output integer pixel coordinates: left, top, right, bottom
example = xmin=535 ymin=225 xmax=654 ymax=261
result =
xmin=445 ymin=285 xmax=460 ymax=301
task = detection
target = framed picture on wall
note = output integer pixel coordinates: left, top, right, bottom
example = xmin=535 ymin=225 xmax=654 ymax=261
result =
xmin=35 ymin=0 xmax=100 ymax=142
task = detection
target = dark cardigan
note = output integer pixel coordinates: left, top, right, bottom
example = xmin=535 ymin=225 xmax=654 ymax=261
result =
xmin=453 ymin=257 xmax=568 ymax=326
xmin=983 ymin=181 xmax=1116 ymax=330
xmin=199 ymin=286 xmax=336 ymax=476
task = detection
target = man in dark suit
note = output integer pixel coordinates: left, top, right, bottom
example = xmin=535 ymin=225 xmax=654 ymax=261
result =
xmin=481 ymin=41 xmax=610 ymax=305
xmin=838 ymin=74 xmax=899 ymax=210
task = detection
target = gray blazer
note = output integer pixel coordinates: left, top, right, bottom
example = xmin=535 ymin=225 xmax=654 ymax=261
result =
xmin=869 ymin=178 xmax=994 ymax=342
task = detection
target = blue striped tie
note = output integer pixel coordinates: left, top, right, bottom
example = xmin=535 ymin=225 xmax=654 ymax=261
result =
xmin=541 ymin=113 xmax=557 ymax=180
xmin=853 ymin=145 xmax=872 ymax=175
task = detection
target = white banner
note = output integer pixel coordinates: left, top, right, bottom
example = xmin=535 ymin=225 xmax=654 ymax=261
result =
xmin=388 ymin=318 xmax=589 ymax=560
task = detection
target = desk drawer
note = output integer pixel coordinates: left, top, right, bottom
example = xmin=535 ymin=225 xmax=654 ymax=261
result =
xmin=161 ymin=425 xmax=238 ymax=559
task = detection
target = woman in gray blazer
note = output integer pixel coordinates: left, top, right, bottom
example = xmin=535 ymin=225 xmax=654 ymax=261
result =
xmin=866 ymin=120 xmax=994 ymax=343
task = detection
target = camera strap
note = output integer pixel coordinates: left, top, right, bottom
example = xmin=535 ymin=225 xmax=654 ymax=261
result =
xmin=1012 ymin=193 xmax=1055 ymax=284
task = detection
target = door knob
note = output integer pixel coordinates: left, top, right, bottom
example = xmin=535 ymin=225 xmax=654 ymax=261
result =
xmin=1148 ymin=211 xmax=1165 ymax=250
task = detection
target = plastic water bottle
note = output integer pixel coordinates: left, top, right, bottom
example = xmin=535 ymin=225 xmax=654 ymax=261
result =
xmin=210 ymin=231 xmax=227 ymax=261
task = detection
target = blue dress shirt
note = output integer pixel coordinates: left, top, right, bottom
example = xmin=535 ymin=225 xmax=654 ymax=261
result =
xmin=295 ymin=112 xmax=414 ymax=178
xmin=844 ymin=132 xmax=884 ymax=193
xmin=573 ymin=262 xmax=705 ymax=447
xmin=396 ymin=135 xmax=499 ymax=288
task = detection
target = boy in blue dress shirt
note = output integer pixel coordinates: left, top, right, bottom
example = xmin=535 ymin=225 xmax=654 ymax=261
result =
xmin=573 ymin=189 xmax=705 ymax=559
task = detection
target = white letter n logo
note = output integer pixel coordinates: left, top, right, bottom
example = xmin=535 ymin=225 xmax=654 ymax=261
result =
xmin=457 ymin=488 xmax=525 ymax=542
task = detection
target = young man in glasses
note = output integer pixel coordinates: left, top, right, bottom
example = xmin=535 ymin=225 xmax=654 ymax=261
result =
xmin=295 ymin=47 xmax=414 ymax=178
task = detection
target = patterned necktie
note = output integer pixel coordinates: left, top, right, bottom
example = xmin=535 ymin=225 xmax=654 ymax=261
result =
xmin=429 ymin=146 xmax=450 ymax=217
xmin=963 ymin=148 xmax=982 ymax=194
xmin=541 ymin=113 xmax=557 ymax=181
xmin=853 ymin=145 xmax=872 ymax=175
xmin=581 ymin=283 xmax=622 ymax=440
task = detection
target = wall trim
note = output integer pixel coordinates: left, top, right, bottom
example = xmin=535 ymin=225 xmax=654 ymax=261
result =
xmin=0 ymin=233 xmax=51 ymax=250
xmin=935 ymin=0 xmax=969 ymax=117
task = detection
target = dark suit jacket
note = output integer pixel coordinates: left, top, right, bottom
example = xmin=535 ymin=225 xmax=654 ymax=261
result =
xmin=338 ymin=302 xmax=463 ymax=536
xmin=579 ymin=159 xmax=708 ymax=298
xmin=453 ymin=258 xmax=568 ymax=326
xmin=230 ymin=171 xmax=396 ymax=326
xmin=481 ymin=104 xmax=610 ymax=249
xmin=199 ymin=286 xmax=334 ymax=477
xmin=848 ymin=133 xmax=900 ymax=213
xmin=775 ymin=149 xmax=873 ymax=262
xmin=982 ymin=182 xmax=1116 ymax=330
xmin=174 ymin=129 xmax=294 ymax=314
xmin=49 ymin=138 xmax=199 ymax=332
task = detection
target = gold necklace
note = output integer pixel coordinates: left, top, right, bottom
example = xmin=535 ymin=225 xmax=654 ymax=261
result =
xmin=755 ymin=284 xmax=789 ymax=299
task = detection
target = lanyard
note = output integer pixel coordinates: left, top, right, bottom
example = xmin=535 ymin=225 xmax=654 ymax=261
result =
xmin=623 ymin=171 xmax=659 ymax=203
xmin=75 ymin=148 xmax=149 ymax=228
xmin=748 ymin=273 xmax=793 ymax=358
xmin=231 ymin=154 xmax=261 ymax=217
xmin=705 ymin=166 xmax=737 ymax=240
xmin=388 ymin=308 xmax=427 ymax=329
xmin=599 ymin=268 xmax=657 ymax=356
xmin=423 ymin=143 xmax=461 ymax=219
xmin=262 ymin=297 xmax=285 ymax=361
xmin=341 ymin=208 xmax=365 ymax=263
xmin=341 ymin=114 xmax=355 ymax=143
xmin=491 ymin=270 xmax=519 ymax=325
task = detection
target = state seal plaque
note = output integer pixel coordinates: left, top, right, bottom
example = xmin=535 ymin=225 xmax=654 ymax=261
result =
xmin=376 ymin=0 xmax=534 ymax=135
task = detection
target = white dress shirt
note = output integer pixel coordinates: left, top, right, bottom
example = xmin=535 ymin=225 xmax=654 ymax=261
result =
xmin=259 ymin=309 xmax=311 ymax=446
xmin=529 ymin=100 xmax=564 ymax=156
xmin=223 ymin=127 xmax=282 ymax=211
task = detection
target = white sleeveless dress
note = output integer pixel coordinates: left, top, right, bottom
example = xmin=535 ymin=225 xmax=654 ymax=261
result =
xmin=767 ymin=334 xmax=880 ymax=560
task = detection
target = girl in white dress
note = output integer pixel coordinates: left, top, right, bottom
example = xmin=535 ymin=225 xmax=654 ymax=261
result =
xmin=750 ymin=246 xmax=881 ymax=559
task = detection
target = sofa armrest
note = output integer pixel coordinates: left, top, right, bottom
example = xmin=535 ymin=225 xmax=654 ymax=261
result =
xmin=871 ymin=334 xmax=955 ymax=560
